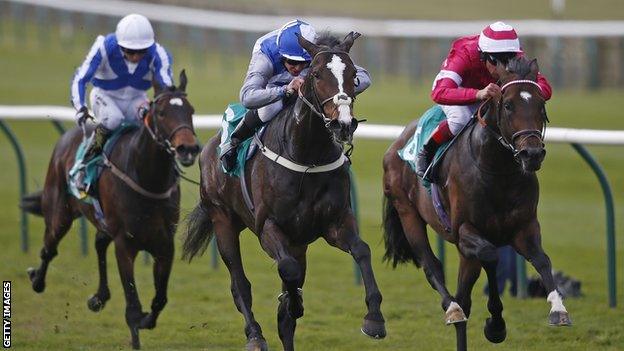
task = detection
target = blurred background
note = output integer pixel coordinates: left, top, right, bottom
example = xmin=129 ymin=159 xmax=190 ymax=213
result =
xmin=1 ymin=0 xmax=623 ymax=350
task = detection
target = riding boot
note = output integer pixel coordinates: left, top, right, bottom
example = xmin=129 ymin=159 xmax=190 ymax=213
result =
xmin=220 ymin=109 xmax=263 ymax=172
xmin=415 ymin=120 xmax=453 ymax=179
xmin=76 ymin=125 xmax=112 ymax=194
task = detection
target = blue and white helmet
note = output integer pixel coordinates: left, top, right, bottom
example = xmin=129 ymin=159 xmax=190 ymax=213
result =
xmin=276 ymin=20 xmax=317 ymax=61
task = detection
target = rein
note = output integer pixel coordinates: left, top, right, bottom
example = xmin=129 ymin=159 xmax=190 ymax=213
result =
xmin=475 ymin=79 xmax=546 ymax=157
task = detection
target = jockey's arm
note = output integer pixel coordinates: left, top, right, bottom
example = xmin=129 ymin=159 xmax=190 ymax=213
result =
xmin=70 ymin=35 xmax=104 ymax=111
xmin=431 ymin=74 xmax=479 ymax=106
xmin=354 ymin=65 xmax=372 ymax=95
xmin=151 ymin=43 xmax=174 ymax=89
xmin=240 ymin=52 xmax=287 ymax=109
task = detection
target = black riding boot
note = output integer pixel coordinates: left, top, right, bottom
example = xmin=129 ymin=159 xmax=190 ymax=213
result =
xmin=415 ymin=136 xmax=442 ymax=179
xmin=76 ymin=125 xmax=112 ymax=193
xmin=220 ymin=109 xmax=263 ymax=172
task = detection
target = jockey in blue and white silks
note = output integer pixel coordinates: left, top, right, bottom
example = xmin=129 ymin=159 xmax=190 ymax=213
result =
xmin=220 ymin=19 xmax=372 ymax=172
xmin=70 ymin=13 xmax=173 ymax=192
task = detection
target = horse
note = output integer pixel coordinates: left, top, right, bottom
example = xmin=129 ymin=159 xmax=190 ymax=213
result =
xmin=382 ymin=57 xmax=571 ymax=351
xmin=182 ymin=33 xmax=386 ymax=351
xmin=21 ymin=70 xmax=200 ymax=349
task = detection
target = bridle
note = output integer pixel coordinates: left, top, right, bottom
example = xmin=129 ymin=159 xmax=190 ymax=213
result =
xmin=297 ymin=50 xmax=355 ymax=128
xmin=476 ymin=79 xmax=548 ymax=158
xmin=143 ymin=90 xmax=195 ymax=156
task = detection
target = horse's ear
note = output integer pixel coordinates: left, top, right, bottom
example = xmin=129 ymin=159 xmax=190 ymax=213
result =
xmin=528 ymin=58 xmax=539 ymax=81
xmin=179 ymin=69 xmax=187 ymax=92
xmin=296 ymin=32 xmax=321 ymax=58
xmin=495 ymin=60 xmax=508 ymax=80
xmin=338 ymin=31 xmax=361 ymax=53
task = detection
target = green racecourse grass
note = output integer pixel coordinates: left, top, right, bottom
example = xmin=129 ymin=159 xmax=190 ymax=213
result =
xmin=1 ymin=34 xmax=624 ymax=350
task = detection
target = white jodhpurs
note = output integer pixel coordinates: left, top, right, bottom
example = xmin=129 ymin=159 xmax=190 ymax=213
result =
xmin=439 ymin=103 xmax=480 ymax=135
xmin=89 ymin=88 xmax=149 ymax=130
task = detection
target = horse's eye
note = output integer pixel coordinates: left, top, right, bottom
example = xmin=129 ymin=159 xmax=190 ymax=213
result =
xmin=503 ymin=101 xmax=513 ymax=111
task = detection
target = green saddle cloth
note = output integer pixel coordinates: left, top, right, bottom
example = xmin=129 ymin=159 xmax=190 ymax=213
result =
xmin=218 ymin=103 xmax=255 ymax=177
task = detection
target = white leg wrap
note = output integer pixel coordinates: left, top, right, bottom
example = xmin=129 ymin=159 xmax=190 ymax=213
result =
xmin=547 ymin=290 xmax=567 ymax=313
xmin=446 ymin=301 xmax=461 ymax=314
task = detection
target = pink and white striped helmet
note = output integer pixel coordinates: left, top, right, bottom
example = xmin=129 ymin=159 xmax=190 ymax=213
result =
xmin=478 ymin=22 xmax=521 ymax=53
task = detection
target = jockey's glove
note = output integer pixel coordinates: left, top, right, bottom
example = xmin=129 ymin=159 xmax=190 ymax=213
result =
xmin=75 ymin=106 xmax=93 ymax=126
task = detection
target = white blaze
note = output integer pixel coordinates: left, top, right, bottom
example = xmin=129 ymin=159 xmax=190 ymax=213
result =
xmin=169 ymin=97 xmax=183 ymax=106
xmin=327 ymin=54 xmax=352 ymax=124
xmin=520 ymin=91 xmax=532 ymax=102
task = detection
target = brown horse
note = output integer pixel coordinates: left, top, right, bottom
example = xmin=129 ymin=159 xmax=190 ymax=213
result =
xmin=21 ymin=71 xmax=200 ymax=349
xmin=182 ymin=33 xmax=386 ymax=351
xmin=382 ymin=57 xmax=571 ymax=351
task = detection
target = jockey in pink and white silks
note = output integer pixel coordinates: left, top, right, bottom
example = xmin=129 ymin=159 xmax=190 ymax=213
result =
xmin=70 ymin=14 xmax=174 ymax=190
xmin=220 ymin=19 xmax=372 ymax=172
xmin=415 ymin=21 xmax=553 ymax=178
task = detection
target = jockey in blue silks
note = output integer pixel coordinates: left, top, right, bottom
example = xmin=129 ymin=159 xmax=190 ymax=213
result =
xmin=70 ymin=14 xmax=174 ymax=190
xmin=220 ymin=19 xmax=372 ymax=172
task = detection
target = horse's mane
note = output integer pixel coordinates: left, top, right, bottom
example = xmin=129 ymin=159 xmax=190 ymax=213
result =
xmin=316 ymin=31 xmax=340 ymax=49
xmin=506 ymin=57 xmax=533 ymax=79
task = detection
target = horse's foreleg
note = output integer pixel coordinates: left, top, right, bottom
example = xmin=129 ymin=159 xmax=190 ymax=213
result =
xmin=453 ymin=255 xmax=481 ymax=351
xmin=458 ymin=224 xmax=506 ymax=344
xmin=114 ymin=237 xmax=144 ymax=350
xmin=28 ymin=202 xmax=74 ymax=293
xmin=88 ymin=231 xmax=112 ymax=312
xmin=277 ymin=246 xmax=307 ymax=351
xmin=139 ymin=238 xmax=173 ymax=330
xmin=325 ymin=215 xmax=386 ymax=339
xmin=214 ymin=219 xmax=267 ymax=351
xmin=513 ymin=223 xmax=572 ymax=326
xmin=260 ymin=219 xmax=303 ymax=351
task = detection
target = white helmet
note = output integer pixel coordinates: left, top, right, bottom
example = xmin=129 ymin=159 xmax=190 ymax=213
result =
xmin=478 ymin=21 xmax=521 ymax=53
xmin=116 ymin=14 xmax=154 ymax=50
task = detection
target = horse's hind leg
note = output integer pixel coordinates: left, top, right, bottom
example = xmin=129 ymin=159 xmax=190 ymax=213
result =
xmin=261 ymin=219 xmax=304 ymax=351
xmin=458 ymin=223 xmax=506 ymax=344
xmin=114 ymin=236 xmax=145 ymax=350
xmin=138 ymin=237 xmax=174 ymax=330
xmin=27 ymin=197 xmax=75 ymax=293
xmin=513 ymin=222 xmax=571 ymax=326
xmin=88 ymin=231 xmax=112 ymax=312
xmin=325 ymin=214 xmax=386 ymax=339
xmin=214 ymin=217 xmax=267 ymax=351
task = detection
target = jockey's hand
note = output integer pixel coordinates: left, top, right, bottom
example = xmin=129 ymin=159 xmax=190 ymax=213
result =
xmin=75 ymin=106 xmax=93 ymax=126
xmin=476 ymin=83 xmax=502 ymax=100
xmin=286 ymin=77 xmax=305 ymax=96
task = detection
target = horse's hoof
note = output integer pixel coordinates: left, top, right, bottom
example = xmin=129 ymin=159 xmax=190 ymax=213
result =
xmin=139 ymin=313 xmax=157 ymax=330
xmin=484 ymin=317 xmax=507 ymax=343
xmin=361 ymin=317 xmax=386 ymax=339
xmin=87 ymin=295 xmax=106 ymax=312
xmin=445 ymin=302 xmax=468 ymax=325
xmin=549 ymin=311 xmax=572 ymax=326
xmin=246 ymin=336 xmax=268 ymax=351
xmin=27 ymin=267 xmax=45 ymax=293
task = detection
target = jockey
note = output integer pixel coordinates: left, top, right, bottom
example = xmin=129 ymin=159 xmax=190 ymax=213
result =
xmin=70 ymin=14 xmax=173 ymax=190
xmin=415 ymin=21 xmax=553 ymax=178
xmin=220 ymin=19 xmax=372 ymax=172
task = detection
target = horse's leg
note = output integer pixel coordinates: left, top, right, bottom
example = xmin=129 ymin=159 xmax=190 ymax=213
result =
xmin=325 ymin=214 xmax=386 ymax=339
xmin=87 ymin=231 xmax=113 ymax=312
xmin=214 ymin=218 xmax=267 ymax=351
xmin=394 ymin=200 xmax=462 ymax=322
xmin=260 ymin=219 xmax=303 ymax=351
xmin=457 ymin=223 xmax=506 ymax=344
xmin=138 ymin=237 xmax=173 ymax=330
xmin=114 ymin=236 xmax=145 ymax=350
xmin=277 ymin=246 xmax=307 ymax=351
xmin=453 ymin=256 xmax=482 ymax=351
xmin=513 ymin=222 xmax=571 ymax=326
xmin=27 ymin=199 xmax=74 ymax=293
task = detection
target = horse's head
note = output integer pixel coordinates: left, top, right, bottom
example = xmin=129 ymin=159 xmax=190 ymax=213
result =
xmin=297 ymin=31 xmax=361 ymax=143
xmin=491 ymin=57 xmax=548 ymax=172
xmin=149 ymin=70 xmax=201 ymax=166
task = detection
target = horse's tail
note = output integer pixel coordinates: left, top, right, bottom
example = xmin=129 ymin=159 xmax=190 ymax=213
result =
xmin=382 ymin=196 xmax=421 ymax=268
xmin=182 ymin=202 xmax=215 ymax=262
xmin=20 ymin=190 xmax=43 ymax=217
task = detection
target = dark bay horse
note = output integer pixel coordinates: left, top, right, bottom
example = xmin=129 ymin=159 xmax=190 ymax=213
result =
xmin=383 ymin=58 xmax=571 ymax=351
xmin=182 ymin=33 xmax=386 ymax=351
xmin=21 ymin=71 xmax=200 ymax=349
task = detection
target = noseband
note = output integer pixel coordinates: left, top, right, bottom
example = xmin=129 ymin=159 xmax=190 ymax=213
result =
xmin=143 ymin=90 xmax=195 ymax=155
xmin=476 ymin=79 xmax=546 ymax=157
xmin=297 ymin=50 xmax=355 ymax=128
